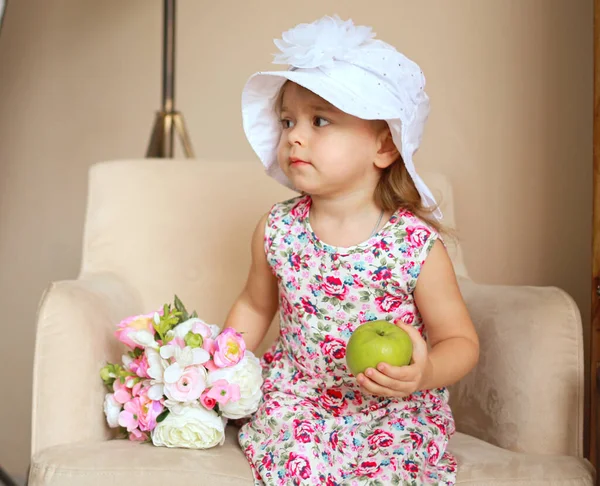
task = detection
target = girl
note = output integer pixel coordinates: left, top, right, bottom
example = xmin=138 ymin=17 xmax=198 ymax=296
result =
xmin=226 ymin=15 xmax=479 ymax=486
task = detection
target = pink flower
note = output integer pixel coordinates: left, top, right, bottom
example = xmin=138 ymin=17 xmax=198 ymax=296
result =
xmin=406 ymin=225 xmax=431 ymax=248
xmin=281 ymin=296 xmax=294 ymax=317
xmin=427 ymin=441 xmax=440 ymax=464
xmin=128 ymin=353 xmax=150 ymax=378
xmin=136 ymin=385 xmax=164 ymax=432
xmin=164 ymin=365 xmax=207 ymax=402
xmin=112 ymin=379 xmax=131 ymax=404
xmin=293 ymin=419 xmax=315 ymax=443
xmin=114 ymin=311 xmax=160 ymax=350
xmin=202 ymin=337 xmax=216 ymax=354
xmin=286 ymin=452 xmax=311 ymax=480
xmin=129 ymin=429 xmax=149 ymax=441
xmin=398 ymin=310 xmax=415 ymax=325
xmin=368 ymin=429 xmax=394 ymax=449
xmin=322 ymin=276 xmax=348 ymax=300
xmin=118 ymin=398 xmax=142 ymax=431
xmin=356 ymin=460 xmax=381 ymax=478
xmin=261 ymin=452 xmax=274 ymax=470
xmin=321 ymin=388 xmax=347 ymax=414
xmin=213 ymin=328 xmax=246 ymax=368
xmin=319 ymin=335 xmax=346 ymax=360
xmin=204 ymin=359 xmax=219 ymax=372
xmin=200 ymin=391 xmax=217 ymax=410
xmin=206 ymin=379 xmax=241 ymax=405
xmin=375 ymin=294 xmax=406 ymax=313
xmin=118 ymin=388 xmax=164 ymax=433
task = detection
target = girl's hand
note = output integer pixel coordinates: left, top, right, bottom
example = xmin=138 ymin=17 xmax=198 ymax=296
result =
xmin=356 ymin=322 xmax=431 ymax=398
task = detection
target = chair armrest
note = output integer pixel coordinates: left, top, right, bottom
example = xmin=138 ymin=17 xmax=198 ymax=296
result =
xmin=450 ymin=277 xmax=584 ymax=457
xmin=31 ymin=274 xmax=142 ymax=455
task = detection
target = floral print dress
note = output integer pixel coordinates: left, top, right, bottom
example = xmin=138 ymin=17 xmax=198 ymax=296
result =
xmin=238 ymin=195 xmax=456 ymax=486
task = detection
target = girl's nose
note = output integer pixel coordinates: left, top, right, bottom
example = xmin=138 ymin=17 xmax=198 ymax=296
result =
xmin=287 ymin=122 xmax=307 ymax=146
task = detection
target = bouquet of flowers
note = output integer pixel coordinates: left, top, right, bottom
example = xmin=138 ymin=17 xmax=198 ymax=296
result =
xmin=100 ymin=296 xmax=263 ymax=449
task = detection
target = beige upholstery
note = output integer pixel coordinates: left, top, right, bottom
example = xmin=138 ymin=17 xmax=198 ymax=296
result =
xmin=29 ymin=159 xmax=594 ymax=485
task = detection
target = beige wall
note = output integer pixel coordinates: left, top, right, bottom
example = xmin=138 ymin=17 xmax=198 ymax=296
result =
xmin=0 ymin=0 xmax=593 ymax=479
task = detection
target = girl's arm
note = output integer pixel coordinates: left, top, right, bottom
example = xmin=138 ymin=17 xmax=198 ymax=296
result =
xmin=357 ymin=240 xmax=479 ymax=396
xmin=224 ymin=213 xmax=279 ymax=352
xmin=412 ymin=240 xmax=479 ymax=390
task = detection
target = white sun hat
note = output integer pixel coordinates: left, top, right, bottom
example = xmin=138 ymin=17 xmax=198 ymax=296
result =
xmin=241 ymin=15 xmax=441 ymax=220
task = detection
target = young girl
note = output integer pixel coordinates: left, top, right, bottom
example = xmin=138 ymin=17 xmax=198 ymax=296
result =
xmin=226 ymin=15 xmax=479 ymax=486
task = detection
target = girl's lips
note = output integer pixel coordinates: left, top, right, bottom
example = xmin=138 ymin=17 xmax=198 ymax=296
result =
xmin=290 ymin=158 xmax=311 ymax=166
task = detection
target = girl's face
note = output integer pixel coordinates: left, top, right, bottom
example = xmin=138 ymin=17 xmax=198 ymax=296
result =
xmin=276 ymin=83 xmax=388 ymax=198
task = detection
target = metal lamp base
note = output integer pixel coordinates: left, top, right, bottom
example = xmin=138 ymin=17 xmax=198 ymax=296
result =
xmin=145 ymin=110 xmax=194 ymax=158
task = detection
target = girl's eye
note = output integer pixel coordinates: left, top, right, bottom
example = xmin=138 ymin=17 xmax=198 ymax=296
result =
xmin=281 ymin=119 xmax=294 ymax=129
xmin=314 ymin=117 xmax=330 ymax=127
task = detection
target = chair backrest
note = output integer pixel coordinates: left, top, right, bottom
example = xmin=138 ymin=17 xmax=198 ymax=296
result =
xmin=80 ymin=159 xmax=468 ymax=329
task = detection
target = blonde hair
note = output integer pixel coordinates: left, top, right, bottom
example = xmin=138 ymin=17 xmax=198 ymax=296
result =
xmin=375 ymin=156 xmax=446 ymax=235
xmin=275 ymin=81 xmax=447 ymax=236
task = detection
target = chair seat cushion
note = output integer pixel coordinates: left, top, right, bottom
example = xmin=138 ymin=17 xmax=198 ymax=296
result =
xmin=29 ymin=428 xmax=594 ymax=486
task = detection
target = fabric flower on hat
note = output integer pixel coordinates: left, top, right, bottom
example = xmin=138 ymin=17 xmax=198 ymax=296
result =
xmin=273 ymin=14 xmax=375 ymax=69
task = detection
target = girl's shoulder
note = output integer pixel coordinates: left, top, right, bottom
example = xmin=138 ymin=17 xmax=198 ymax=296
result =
xmin=266 ymin=194 xmax=311 ymax=228
xmin=388 ymin=207 xmax=441 ymax=258
xmin=263 ymin=195 xmax=310 ymax=256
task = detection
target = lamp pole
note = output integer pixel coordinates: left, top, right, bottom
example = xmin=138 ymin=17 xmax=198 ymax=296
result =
xmin=146 ymin=0 xmax=194 ymax=158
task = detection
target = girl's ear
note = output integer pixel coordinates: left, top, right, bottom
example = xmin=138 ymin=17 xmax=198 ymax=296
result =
xmin=373 ymin=127 xmax=399 ymax=169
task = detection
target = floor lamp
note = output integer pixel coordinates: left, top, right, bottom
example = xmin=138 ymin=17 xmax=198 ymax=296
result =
xmin=146 ymin=0 xmax=195 ymax=158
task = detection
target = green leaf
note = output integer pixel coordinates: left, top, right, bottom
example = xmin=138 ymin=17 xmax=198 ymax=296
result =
xmin=173 ymin=295 xmax=189 ymax=321
xmin=342 ymin=302 xmax=355 ymax=311
xmin=156 ymin=410 xmax=169 ymax=423
xmin=190 ymin=310 xmax=198 ymax=318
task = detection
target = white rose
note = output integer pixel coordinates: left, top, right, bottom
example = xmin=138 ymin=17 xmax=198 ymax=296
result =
xmin=207 ymin=351 xmax=263 ymax=419
xmin=103 ymin=393 xmax=122 ymax=428
xmin=151 ymin=406 xmax=226 ymax=449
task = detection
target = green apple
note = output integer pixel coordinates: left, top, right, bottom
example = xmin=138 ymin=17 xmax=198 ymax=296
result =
xmin=345 ymin=320 xmax=413 ymax=376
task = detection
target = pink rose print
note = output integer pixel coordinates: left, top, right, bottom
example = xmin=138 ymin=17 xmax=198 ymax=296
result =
xmin=281 ymin=295 xmax=294 ymax=317
xmin=293 ymin=419 xmax=315 ymax=443
xmin=322 ymin=276 xmax=348 ymax=300
xmin=261 ymin=451 xmax=274 ymax=470
xmin=403 ymin=460 xmax=420 ymax=476
xmin=427 ymin=414 xmax=448 ymax=435
xmin=374 ymin=239 xmax=390 ymax=252
xmin=371 ymin=266 xmax=392 ymax=282
xmin=328 ymin=430 xmax=339 ymax=450
xmin=321 ymin=388 xmax=347 ymax=414
xmin=398 ymin=310 xmax=415 ymax=324
xmin=368 ymin=429 xmax=394 ymax=449
xmin=409 ymin=431 xmax=424 ymax=448
xmin=427 ymin=441 xmax=440 ymax=464
xmin=286 ymin=452 xmax=311 ymax=480
xmin=300 ymin=297 xmax=319 ymax=315
xmin=375 ymin=294 xmax=406 ymax=313
xmin=290 ymin=198 xmax=310 ymax=218
xmin=406 ymin=225 xmax=431 ymax=248
xmin=355 ymin=460 xmax=381 ymax=478
xmin=320 ymin=335 xmax=346 ymax=360
xmin=288 ymin=253 xmax=302 ymax=271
